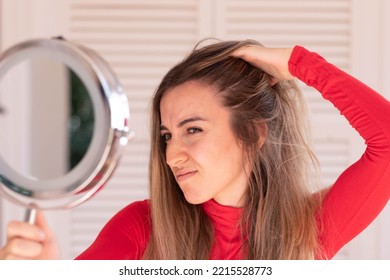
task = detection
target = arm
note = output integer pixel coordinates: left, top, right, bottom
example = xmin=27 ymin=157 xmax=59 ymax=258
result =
xmin=289 ymin=46 xmax=390 ymax=258
xmin=233 ymin=45 xmax=390 ymax=259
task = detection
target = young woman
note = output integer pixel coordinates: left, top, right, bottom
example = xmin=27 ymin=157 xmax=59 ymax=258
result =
xmin=1 ymin=40 xmax=389 ymax=260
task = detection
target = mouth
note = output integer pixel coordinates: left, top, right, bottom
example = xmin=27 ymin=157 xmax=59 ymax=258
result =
xmin=175 ymin=170 xmax=197 ymax=182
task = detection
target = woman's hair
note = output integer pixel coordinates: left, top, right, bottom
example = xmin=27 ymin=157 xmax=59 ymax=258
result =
xmin=143 ymin=39 xmax=322 ymax=259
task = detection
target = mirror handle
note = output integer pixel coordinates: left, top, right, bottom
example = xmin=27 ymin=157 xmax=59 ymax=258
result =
xmin=24 ymin=204 xmax=38 ymax=225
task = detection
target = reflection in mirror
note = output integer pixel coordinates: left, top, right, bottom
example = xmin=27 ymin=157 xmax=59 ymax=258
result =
xmin=69 ymin=70 xmax=94 ymax=169
xmin=0 ymin=58 xmax=94 ymax=182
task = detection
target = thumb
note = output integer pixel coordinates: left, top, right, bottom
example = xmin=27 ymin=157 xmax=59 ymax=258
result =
xmin=31 ymin=210 xmax=61 ymax=259
xmin=34 ymin=210 xmax=56 ymax=242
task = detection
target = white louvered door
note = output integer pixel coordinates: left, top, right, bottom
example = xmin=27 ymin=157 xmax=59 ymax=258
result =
xmin=0 ymin=0 xmax=388 ymax=259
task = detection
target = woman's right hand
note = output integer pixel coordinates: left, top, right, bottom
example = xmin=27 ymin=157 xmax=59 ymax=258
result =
xmin=0 ymin=211 xmax=60 ymax=260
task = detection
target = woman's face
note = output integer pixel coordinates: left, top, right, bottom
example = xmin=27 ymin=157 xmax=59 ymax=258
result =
xmin=160 ymin=80 xmax=249 ymax=207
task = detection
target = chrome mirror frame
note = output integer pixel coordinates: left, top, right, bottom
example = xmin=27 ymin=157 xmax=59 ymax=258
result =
xmin=0 ymin=38 xmax=133 ymax=212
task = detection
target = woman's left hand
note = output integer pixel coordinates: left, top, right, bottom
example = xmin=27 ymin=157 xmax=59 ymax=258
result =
xmin=231 ymin=45 xmax=294 ymax=83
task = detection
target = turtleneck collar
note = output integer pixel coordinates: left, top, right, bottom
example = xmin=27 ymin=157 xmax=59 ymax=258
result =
xmin=202 ymin=199 xmax=243 ymax=233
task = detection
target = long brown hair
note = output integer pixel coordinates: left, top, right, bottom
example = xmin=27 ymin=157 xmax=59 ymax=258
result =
xmin=144 ymin=39 xmax=321 ymax=259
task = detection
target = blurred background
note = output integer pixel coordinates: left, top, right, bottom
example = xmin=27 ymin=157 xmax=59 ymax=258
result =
xmin=0 ymin=0 xmax=389 ymax=259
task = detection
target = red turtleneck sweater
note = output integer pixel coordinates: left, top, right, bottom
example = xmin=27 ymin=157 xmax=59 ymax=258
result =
xmin=76 ymin=46 xmax=390 ymax=260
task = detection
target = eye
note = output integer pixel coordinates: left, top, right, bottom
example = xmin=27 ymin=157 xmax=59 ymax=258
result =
xmin=187 ymin=127 xmax=202 ymax=134
xmin=161 ymin=132 xmax=172 ymax=142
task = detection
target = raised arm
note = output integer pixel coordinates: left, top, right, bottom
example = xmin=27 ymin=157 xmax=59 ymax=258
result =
xmin=289 ymin=46 xmax=390 ymax=258
xmin=233 ymin=45 xmax=390 ymax=259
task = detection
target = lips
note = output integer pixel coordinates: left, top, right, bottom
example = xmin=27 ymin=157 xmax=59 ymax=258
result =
xmin=175 ymin=169 xmax=197 ymax=182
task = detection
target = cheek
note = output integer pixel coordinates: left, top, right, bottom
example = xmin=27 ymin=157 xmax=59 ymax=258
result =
xmin=219 ymin=140 xmax=247 ymax=173
xmin=198 ymin=138 xmax=240 ymax=168
xmin=188 ymin=142 xmax=213 ymax=165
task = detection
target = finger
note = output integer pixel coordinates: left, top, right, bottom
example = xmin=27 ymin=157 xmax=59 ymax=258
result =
xmin=231 ymin=45 xmax=258 ymax=59
xmin=35 ymin=211 xmax=56 ymax=243
xmin=5 ymin=237 xmax=43 ymax=258
xmin=2 ymin=254 xmax=28 ymax=260
xmin=231 ymin=45 xmax=272 ymax=72
xmin=232 ymin=46 xmax=279 ymax=85
xmin=230 ymin=48 xmax=245 ymax=58
xmin=7 ymin=221 xmax=46 ymax=242
xmin=270 ymin=77 xmax=279 ymax=86
xmin=35 ymin=210 xmax=49 ymax=231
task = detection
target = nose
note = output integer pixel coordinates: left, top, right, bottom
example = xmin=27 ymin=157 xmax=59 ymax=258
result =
xmin=166 ymin=139 xmax=188 ymax=167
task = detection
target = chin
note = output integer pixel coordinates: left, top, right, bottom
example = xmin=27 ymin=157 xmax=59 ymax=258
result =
xmin=183 ymin=193 xmax=208 ymax=205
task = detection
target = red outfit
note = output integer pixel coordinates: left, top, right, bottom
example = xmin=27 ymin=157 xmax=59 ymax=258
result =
xmin=76 ymin=46 xmax=390 ymax=260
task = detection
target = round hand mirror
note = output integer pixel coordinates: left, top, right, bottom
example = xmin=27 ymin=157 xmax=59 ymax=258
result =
xmin=0 ymin=38 xmax=133 ymax=223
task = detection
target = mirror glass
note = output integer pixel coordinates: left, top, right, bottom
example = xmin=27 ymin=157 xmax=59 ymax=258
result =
xmin=0 ymin=58 xmax=94 ymax=181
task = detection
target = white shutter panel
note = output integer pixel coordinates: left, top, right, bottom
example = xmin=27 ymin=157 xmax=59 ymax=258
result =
xmin=66 ymin=0 xmax=203 ymax=258
xmin=217 ymin=0 xmax=355 ymax=259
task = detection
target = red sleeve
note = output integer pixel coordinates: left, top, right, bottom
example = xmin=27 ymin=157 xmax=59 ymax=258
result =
xmin=289 ymin=46 xmax=390 ymax=259
xmin=75 ymin=200 xmax=151 ymax=260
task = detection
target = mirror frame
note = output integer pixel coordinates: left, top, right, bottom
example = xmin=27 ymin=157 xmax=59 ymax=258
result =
xmin=0 ymin=38 xmax=132 ymax=209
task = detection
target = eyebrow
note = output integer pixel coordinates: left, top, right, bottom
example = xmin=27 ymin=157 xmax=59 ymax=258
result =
xmin=160 ymin=116 xmax=207 ymax=131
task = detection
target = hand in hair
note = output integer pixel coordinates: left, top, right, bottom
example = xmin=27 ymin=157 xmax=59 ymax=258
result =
xmin=231 ymin=45 xmax=294 ymax=84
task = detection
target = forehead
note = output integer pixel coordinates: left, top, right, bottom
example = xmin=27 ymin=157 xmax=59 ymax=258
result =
xmin=160 ymin=81 xmax=223 ymax=120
